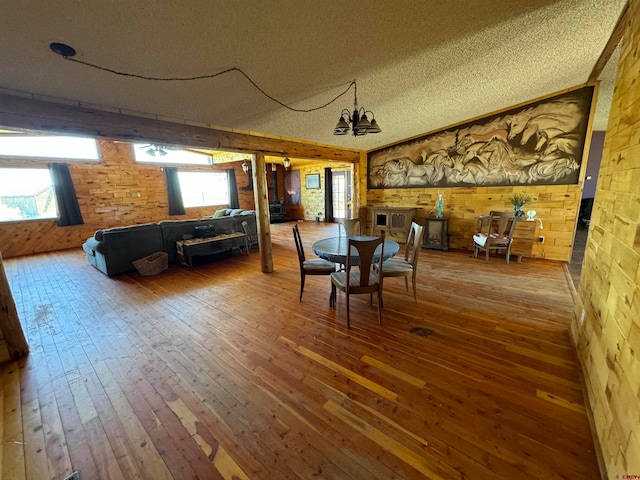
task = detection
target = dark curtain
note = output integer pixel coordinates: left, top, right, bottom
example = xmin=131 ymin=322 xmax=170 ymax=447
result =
xmin=165 ymin=167 xmax=185 ymax=215
xmin=226 ymin=169 xmax=240 ymax=209
xmin=324 ymin=168 xmax=334 ymax=223
xmin=285 ymin=170 xmax=301 ymax=205
xmin=271 ymin=171 xmax=279 ymax=202
xmin=48 ymin=163 xmax=84 ymax=226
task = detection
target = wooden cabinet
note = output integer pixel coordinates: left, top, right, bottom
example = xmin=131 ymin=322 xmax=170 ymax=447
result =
xmin=371 ymin=207 xmax=417 ymax=243
xmin=511 ymin=220 xmax=536 ymax=261
xmin=423 ymin=217 xmax=449 ymax=251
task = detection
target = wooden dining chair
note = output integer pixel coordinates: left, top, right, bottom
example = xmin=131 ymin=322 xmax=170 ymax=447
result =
xmin=337 ymin=218 xmax=361 ymax=237
xmin=330 ymin=236 xmax=384 ymax=328
xmin=293 ymin=224 xmax=335 ymax=301
xmin=472 ymin=211 xmax=517 ymax=263
xmin=374 ymin=221 xmax=424 ymax=303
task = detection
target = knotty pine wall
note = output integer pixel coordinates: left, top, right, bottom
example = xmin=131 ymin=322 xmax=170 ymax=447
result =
xmin=360 ymin=171 xmax=582 ymax=262
xmin=572 ymin=0 xmax=640 ymax=475
xmin=0 ymin=141 xmax=255 ymax=258
xmin=298 ymin=164 xmax=328 ymax=222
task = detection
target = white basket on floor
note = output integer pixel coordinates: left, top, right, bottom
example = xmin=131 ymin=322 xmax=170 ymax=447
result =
xmin=133 ymin=252 xmax=168 ymax=276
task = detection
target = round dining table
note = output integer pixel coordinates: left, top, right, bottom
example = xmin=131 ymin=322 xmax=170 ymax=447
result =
xmin=312 ymin=235 xmax=399 ymax=266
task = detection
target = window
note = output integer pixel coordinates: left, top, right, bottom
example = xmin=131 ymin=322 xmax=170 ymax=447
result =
xmin=133 ymin=144 xmax=212 ymax=165
xmin=0 ymin=168 xmax=57 ymax=221
xmin=0 ymin=135 xmax=98 ymax=160
xmin=178 ymin=171 xmax=228 ymax=207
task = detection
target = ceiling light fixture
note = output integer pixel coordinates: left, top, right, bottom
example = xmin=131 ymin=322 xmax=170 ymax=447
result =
xmin=333 ymin=83 xmax=381 ymax=136
xmin=283 ymin=157 xmax=291 ymax=170
xmin=144 ymin=144 xmax=172 ymax=156
xmin=242 ymin=159 xmax=250 ymax=174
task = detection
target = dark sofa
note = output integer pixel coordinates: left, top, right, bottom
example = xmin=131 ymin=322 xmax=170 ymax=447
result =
xmin=83 ymin=210 xmax=257 ymax=276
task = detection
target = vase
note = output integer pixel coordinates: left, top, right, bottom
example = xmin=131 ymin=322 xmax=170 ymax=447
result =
xmin=436 ymin=193 xmax=443 ymax=219
xmin=513 ymin=205 xmax=525 ymax=219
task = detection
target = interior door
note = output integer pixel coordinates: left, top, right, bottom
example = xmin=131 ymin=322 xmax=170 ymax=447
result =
xmin=332 ymin=170 xmax=352 ymax=219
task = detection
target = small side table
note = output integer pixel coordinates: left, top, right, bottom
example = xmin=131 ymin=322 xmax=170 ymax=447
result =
xmin=422 ymin=217 xmax=449 ymax=251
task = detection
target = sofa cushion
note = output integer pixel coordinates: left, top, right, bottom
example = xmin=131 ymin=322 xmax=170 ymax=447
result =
xmin=229 ymin=208 xmax=244 ymax=216
xmin=95 ymin=222 xmax=159 ymax=241
xmin=212 ymin=209 xmax=227 ymax=219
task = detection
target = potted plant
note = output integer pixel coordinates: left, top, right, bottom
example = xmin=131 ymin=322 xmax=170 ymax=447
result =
xmin=508 ymin=192 xmax=533 ymax=218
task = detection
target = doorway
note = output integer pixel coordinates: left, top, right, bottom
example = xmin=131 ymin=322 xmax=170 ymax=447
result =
xmin=332 ymin=169 xmax=352 ymax=219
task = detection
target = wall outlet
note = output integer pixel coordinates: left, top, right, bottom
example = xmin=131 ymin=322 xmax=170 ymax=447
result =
xmin=538 ymin=236 xmax=545 ymax=243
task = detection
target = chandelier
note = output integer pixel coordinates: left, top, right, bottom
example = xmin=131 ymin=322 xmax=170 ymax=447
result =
xmin=333 ymin=84 xmax=381 ymax=136
xmin=50 ymin=43 xmax=381 ymax=140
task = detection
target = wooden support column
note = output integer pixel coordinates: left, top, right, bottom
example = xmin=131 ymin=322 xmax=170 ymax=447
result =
xmin=252 ymin=154 xmax=274 ymax=273
xmin=0 ymin=252 xmax=29 ymax=362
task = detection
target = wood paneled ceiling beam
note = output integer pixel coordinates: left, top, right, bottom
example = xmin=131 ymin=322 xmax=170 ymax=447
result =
xmin=0 ymin=94 xmax=361 ymax=162
xmin=589 ymin=1 xmax=629 ymax=83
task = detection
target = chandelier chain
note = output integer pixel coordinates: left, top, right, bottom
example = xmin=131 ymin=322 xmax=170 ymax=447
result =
xmin=62 ymin=56 xmax=356 ymax=113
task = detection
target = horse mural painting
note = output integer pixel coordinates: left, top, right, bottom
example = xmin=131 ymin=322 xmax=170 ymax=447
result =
xmin=367 ymin=86 xmax=594 ymax=188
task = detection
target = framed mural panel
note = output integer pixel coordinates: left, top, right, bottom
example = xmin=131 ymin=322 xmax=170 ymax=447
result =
xmin=368 ymin=86 xmax=594 ymax=189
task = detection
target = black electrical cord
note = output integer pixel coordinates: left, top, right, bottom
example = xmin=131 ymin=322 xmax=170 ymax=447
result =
xmin=52 ymin=43 xmax=356 ymax=114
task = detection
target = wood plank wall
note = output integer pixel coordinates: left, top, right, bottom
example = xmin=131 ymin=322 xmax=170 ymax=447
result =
xmin=572 ymin=0 xmax=640 ymax=475
xmin=0 ymin=141 xmax=255 ymax=258
xmin=299 ymin=164 xmax=328 ymax=222
xmin=361 ymin=179 xmax=581 ymax=261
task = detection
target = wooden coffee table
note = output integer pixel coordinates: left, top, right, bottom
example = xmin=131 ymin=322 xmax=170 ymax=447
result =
xmin=176 ymin=232 xmax=248 ymax=267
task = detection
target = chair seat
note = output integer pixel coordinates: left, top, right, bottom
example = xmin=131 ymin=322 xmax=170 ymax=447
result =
xmin=303 ymin=258 xmax=336 ymax=272
xmin=331 ymin=271 xmax=380 ymax=293
xmin=473 ymin=233 xmax=510 ymax=247
xmin=379 ymin=258 xmax=412 ymax=274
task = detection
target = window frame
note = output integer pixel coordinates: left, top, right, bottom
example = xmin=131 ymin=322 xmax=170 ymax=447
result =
xmin=176 ymin=170 xmax=229 ymax=208
xmin=0 ymin=135 xmax=99 ymax=161
xmin=0 ymin=166 xmax=58 ymax=222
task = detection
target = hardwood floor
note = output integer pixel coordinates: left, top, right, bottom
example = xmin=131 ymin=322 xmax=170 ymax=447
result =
xmin=2 ymin=221 xmax=599 ymax=479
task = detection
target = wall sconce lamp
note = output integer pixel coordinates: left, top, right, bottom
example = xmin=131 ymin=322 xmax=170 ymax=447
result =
xmin=283 ymin=157 xmax=291 ymax=169
xmin=333 ymin=83 xmax=381 ymax=136
xmin=242 ymin=159 xmax=250 ymax=174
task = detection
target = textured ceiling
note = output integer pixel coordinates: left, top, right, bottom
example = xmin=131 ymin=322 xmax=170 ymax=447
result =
xmin=0 ymin=0 xmax=626 ymax=153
